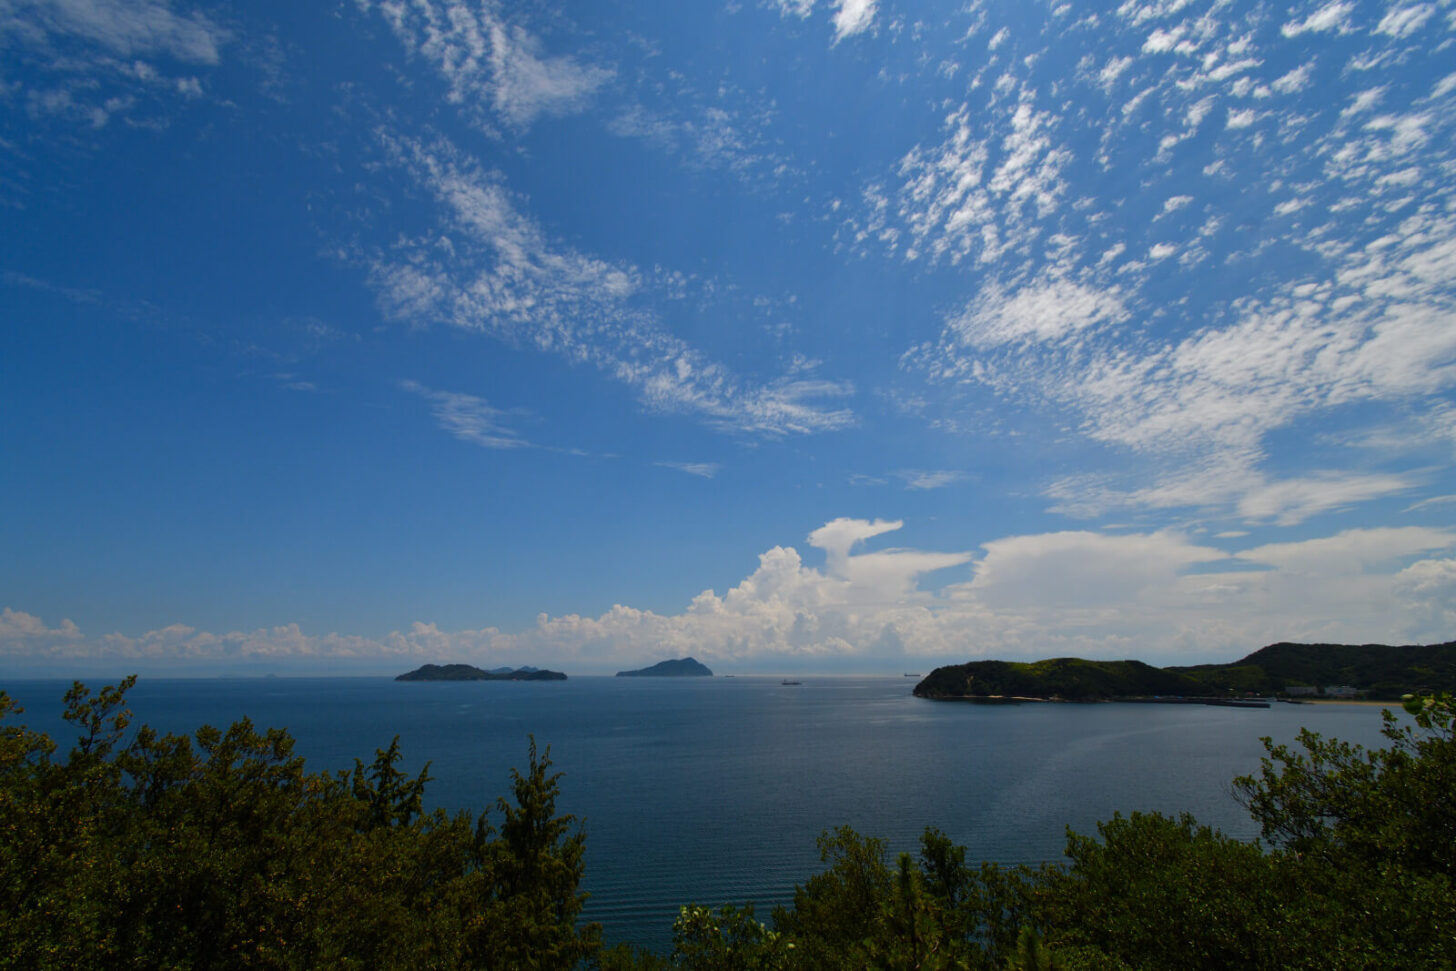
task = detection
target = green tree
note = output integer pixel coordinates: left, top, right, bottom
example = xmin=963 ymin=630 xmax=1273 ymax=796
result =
xmin=463 ymin=736 xmax=600 ymax=969
xmin=0 ymin=679 xmax=599 ymax=970
xmin=1235 ymin=690 xmax=1456 ymax=877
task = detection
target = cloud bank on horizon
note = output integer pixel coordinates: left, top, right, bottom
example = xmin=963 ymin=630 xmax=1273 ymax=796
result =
xmin=5 ymin=518 xmax=1454 ymax=671
xmin=1 ymin=0 xmax=1453 ymax=673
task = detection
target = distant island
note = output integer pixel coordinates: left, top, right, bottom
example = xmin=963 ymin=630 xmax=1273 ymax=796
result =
xmin=913 ymin=640 xmax=1456 ymax=703
xmin=615 ymin=657 xmax=714 ymax=678
xmin=396 ymin=663 xmax=567 ymax=682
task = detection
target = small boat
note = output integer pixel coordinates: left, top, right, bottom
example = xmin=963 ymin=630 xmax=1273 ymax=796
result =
xmin=781 ymin=679 xmax=802 ymax=686
xmin=904 ymin=673 xmax=921 ymax=677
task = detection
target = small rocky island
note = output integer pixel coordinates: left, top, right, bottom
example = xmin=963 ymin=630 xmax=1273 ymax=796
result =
xmin=396 ymin=663 xmax=567 ymax=682
xmin=615 ymin=657 xmax=714 ymax=677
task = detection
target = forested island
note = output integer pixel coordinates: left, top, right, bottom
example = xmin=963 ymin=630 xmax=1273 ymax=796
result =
xmin=615 ymin=657 xmax=714 ymax=677
xmin=395 ymin=663 xmax=567 ymax=682
xmin=914 ymin=640 xmax=1456 ymax=702
xmin=3 ymin=676 xmax=1452 ymax=967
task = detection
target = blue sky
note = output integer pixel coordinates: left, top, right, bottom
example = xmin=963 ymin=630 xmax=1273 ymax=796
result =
xmin=2 ymin=0 xmax=1454 ymax=676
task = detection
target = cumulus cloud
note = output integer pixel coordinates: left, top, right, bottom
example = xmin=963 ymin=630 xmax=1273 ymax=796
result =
xmin=831 ymin=0 xmax=877 ymax=41
xmin=10 ymin=519 xmax=1454 ymax=670
xmin=766 ymin=0 xmax=878 ymax=42
xmin=0 ymin=607 xmax=83 ymax=653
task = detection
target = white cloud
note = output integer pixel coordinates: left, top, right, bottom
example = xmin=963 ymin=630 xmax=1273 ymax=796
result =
xmin=831 ymin=0 xmax=877 ymax=41
xmin=607 ymin=99 xmax=783 ymax=181
xmin=1281 ymin=2 xmax=1353 ymax=37
xmin=656 ymin=461 xmax=720 ymax=478
xmin=962 ymin=530 xmax=1225 ymax=610
xmin=1237 ymin=526 xmax=1456 ymax=573
xmin=768 ymin=0 xmax=877 ymax=41
xmin=1236 ymin=472 xmax=1417 ymax=525
xmin=401 ymin=380 xmax=530 ymax=450
xmin=12 ymin=521 xmax=1452 ymax=669
xmin=807 ymin=516 xmax=903 ymax=564
xmin=0 ymin=0 xmax=227 ymax=128
xmin=0 ymin=607 xmax=83 ymax=653
xmin=1272 ymin=64 xmax=1313 ymax=94
xmin=1374 ymin=4 xmax=1433 ymax=39
xmin=1404 ymin=494 xmax=1456 ymax=513
xmin=0 ymin=0 xmax=226 ymax=63
xmin=857 ymin=97 xmax=1071 ymax=265
xmin=769 ymin=0 xmax=815 ymax=18
xmin=943 ymin=274 xmax=1126 ymax=349
xmin=897 ymin=469 xmax=963 ymax=490
xmin=1098 ymin=55 xmax=1134 ymax=90
xmin=368 ymin=134 xmax=855 ymax=437
xmin=360 ymin=0 xmax=610 ymax=129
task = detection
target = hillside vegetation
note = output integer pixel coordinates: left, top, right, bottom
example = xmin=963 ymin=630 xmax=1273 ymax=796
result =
xmin=4 ymin=679 xmax=1453 ymax=968
xmin=914 ymin=640 xmax=1456 ymax=701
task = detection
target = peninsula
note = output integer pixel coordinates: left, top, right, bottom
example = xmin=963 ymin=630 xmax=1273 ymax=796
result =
xmin=913 ymin=640 xmax=1456 ymax=703
xmin=615 ymin=657 xmax=714 ymax=677
xmin=396 ymin=663 xmax=567 ymax=682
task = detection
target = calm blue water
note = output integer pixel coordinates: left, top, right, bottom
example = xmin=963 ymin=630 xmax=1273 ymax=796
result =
xmin=2 ymin=675 xmax=1396 ymax=951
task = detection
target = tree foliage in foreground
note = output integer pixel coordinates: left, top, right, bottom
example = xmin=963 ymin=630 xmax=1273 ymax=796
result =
xmin=4 ymin=681 xmax=1453 ymax=968
xmin=0 ymin=677 xmax=598 ymax=969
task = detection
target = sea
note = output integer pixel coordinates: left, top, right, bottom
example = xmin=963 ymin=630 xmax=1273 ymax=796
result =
xmin=1 ymin=675 xmax=1397 ymax=953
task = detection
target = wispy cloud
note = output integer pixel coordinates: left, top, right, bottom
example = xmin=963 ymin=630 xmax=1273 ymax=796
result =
xmin=655 ymin=461 xmax=720 ymax=478
xmin=896 ymin=469 xmax=963 ymax=490
xmin=0 ymin=0 xmax=225 ymax=128
xmin=367 ymin=133 xmax=855 ymax=437
xmin=400 ymin=380 xmax=530 ymax=450
xmin=1404 ymin=494 xmax=1456 ymax=513
xmin=606 ymin=95 xmax=788 ymax=185
xmin=358 ymin=0 xmax=610 ymax=130
xmin=1 ymin=0 xmax=226 ymax=62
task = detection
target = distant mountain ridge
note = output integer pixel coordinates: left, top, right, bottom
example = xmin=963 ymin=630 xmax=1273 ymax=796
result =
xmin=913 ymin=640 xmax=1456 ymax=702
xmin=615 ymin=657 xmax=714 ymax=678
xmin=396 ymin=663 xmax=567 ymax=682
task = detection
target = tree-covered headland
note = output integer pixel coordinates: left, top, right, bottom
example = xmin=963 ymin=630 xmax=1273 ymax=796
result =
xmin=913 ymin=640 xmax=1456 ymax=701
xmin=3 ymin=680 xmax=1453 ymax=968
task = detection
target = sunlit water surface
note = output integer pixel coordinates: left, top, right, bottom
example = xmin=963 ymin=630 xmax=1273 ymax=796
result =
xmin=5 ymin=676 xmax=1395 ymax=951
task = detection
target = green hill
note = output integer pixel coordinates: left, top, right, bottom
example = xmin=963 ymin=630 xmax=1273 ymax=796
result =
xmin=615 ymin=657 xmax=714 ymax=677
xmin=396 ymin=663 xmax=567 ymax=682
xmin=913 ymin=657 xmax=1200 ymax=701
xmin=1172 ymin=641 xmax=1456 ymax=698
xmin=915 ymin=640 xmax=1456 ymax=701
